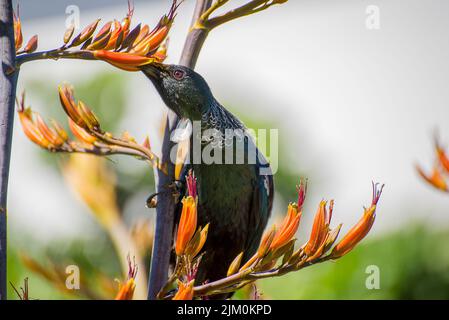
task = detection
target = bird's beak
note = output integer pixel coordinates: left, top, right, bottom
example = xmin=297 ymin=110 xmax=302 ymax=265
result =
xmin=140 ymin=63 xmax=165 ymax=80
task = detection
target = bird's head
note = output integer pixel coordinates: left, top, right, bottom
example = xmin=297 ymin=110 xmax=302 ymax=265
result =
xmin=141 ymin=63 xmax=214 ymax=120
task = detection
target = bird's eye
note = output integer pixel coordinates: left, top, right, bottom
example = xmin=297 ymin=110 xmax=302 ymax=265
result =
xmin=172 ymin=69 xmax=186 ymax=80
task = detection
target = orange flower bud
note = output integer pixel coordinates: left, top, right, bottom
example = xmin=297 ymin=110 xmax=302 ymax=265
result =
xmin=87 ymin=32 xmax=112 ymax=51
xmin=257 ymin=225 xmax=277 ymax=258
xmin=92 ymin=21 xmax=113 ymax=43
xmin=103 ymin=21 xmax=124 ymax=50
xmin=175 ymin=196 xmax=197 ymax=256
xmin=13 ymin=8 xmax=23 ymax=51
xmin=436 ymin=142 xmax=449 ymax=173
xmin=68 ymin=119 xmax=97 ymax=144
xmin=93 ymin=50 xmax=154 ymax=71
xmin=22 ymin=35 xmax=38 ymax=53
xmin=63 ymin=24 xmax=75 ymax=44
xmin=184 ymin=223 xmax=209 ymax=258
xmin=51 ymin=120 xmax=69 ymax=142
xmin=121 ymin=23 xmax=142 ymax=50
xmin=131 ymin=24 xmax=149 ymax=49
xmin=77 ymin=101 xmax=100 ymax=130
xmin=18 ymin=111 xmax=51 ymax=148
xmin=331 ymin=183 xmax=384 ymax=259
xmin=35 ymin=114 xmax=64 ymax=147
xmin=227 ymin=252 xmax=244 ymax=276
xmin=173 ymin=280 xmax=194 ymax=300
xmin=304 ymin=200 xmax=333 ymax=257
xmin=270 ymin=203 xmax=301 ymax=250
xmin=239 ymin=253 xmax=258 ymax=271
xmin=416 ymin=165 xmax=448 ymax=192
xmin=70 ymin=19 xmax=101 ymax=47
xmin=146 ymin=26 xmax=170 ymax=52
xmin=58 ymin=85 xmax=83 ymax=126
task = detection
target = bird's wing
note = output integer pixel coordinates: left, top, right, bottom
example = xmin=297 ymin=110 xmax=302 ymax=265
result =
xmin=243 ymin=140 xmax=274 ymax=261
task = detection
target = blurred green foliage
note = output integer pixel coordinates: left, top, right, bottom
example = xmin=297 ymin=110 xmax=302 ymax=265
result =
xmin=9 ymin=224 xmax=449 ymax=299
xmin=256 ymin=225 xmax=449 ymax=300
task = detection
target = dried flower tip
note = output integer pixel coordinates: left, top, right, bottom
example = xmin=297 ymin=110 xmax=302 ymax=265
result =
xmin=296 ymin=178 xmax=307 ymax=210
xmin=186 ymin=170 xmax=197 ymax=199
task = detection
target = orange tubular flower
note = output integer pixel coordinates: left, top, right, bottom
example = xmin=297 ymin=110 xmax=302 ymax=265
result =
xmin=172 ymin=280 xmax=194 ymax=300
xmin=184 ymin=224 xmax=209 ymax=258
xmin=68 ymin=119 xmax=97 ymax=145
xmin=175 ymin=196 xmax=198 ymax=256
xmin=270 ymin=203 xmax=301 ymax=251
xmin=331 ymin=183 xmax=384 ymax=259
xmin=18 ymin=101 xmax=68 ymax=150
xmin=13 ymin=7 xmax=23 ymax=51
xmin=18 ymin=111 xmax=50 ymax=148
xmin=58 ymin=86 xmax=83 ymax=126
xmin=416 ymin=165 xmax=448 ymax=192
xmin=435 ymin=141 xmax=449 ymax=173
xmin=93 ymin=50 xmax=154 ymax=71
xmin=304 ymin=200 xmax=333 ymax=257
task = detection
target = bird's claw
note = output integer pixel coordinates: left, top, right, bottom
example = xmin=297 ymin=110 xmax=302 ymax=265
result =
xmin=145 ymin=180 xmax=184 ymax=208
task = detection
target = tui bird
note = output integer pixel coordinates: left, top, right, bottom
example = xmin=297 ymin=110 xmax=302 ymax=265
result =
xmin=141 ymin=63 xmax=274 ymax=295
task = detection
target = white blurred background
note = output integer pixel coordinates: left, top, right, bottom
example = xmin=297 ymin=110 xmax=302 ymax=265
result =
xmin=9 ymin=0 xmax=449 ymax=245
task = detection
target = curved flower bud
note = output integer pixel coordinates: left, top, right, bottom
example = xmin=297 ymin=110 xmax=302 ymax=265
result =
xmin=63 ymin=24 xmax=75 ymax=44
xmin=416 ymin=165 xmax=448 ymax=192
xmin=304 ymin=200 xmax=333 ymax=257
xmin=227 ymin=252 xmax=244 ymax=277
xmin=68 ymin=119 xmax=97 ymax=144
xmin=22 ymin=35 xmax=38 ymax=54
xmin=184 ymin=223 xmax=209 ymax=258
xmin=18 ymin=109 xmax=51 ymax=148
xmin=93 ymin=50 xmax=154 ymax=71
xmin=13 ymin=7 xmax=23 ymax=51
xmin=330 ymin=183 xmax=384 ymax=259
xmin=270 ymin=203 xmax=301 ymax=250
xmin=435 ymin=140 xmax=449 ymax=173
xmin=69 ymin=19 xmax=101 ymax=47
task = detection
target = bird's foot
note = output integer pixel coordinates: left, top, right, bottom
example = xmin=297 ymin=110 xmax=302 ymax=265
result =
xmin=145 ymin=180 xmax=184 ymax=208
